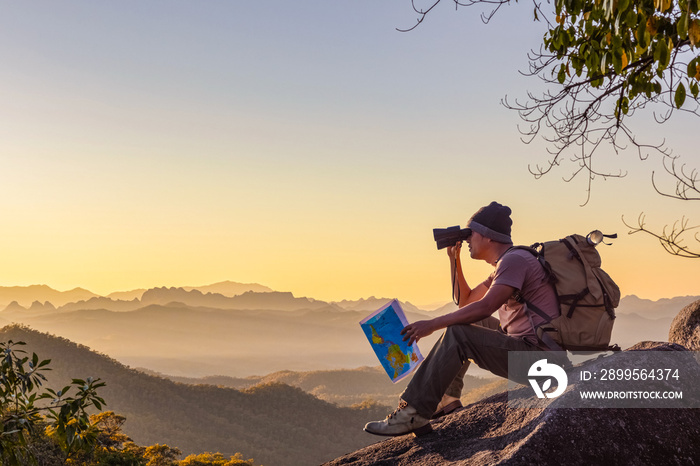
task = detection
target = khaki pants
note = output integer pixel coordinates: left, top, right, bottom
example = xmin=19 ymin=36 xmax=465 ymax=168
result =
xmin=401 ymin=317 xmax=544 ymax=419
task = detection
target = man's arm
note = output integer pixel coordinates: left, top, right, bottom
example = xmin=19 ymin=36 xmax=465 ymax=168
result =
xmin=401 ymin=283 xmax=514 ymax=345
xmin=448 ymin=243 xmax=488 ymax=306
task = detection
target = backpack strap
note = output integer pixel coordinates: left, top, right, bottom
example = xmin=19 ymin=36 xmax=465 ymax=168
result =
xmin=524 ymin=299 xmax=564 ymax=351
xmin=525 ymin=298 xmax=620 ymax=351
xmin=510 ymin=245 xmax=556 ymax=285
xmin=559 ymin=288 xmax=590 ymax=318
xmin=508 ymin=248 xmax=563 ymax=351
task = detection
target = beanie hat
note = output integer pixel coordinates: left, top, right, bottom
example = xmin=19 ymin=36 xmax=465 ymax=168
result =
xmin=466 ymin=202 xmax=513 ymax=244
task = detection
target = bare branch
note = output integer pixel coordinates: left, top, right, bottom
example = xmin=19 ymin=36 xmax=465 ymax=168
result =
xmin=652 ymin=156 xmax=700 ymax=201
xmin=397 ymin=0 xmax=443 ymax=32
xmin=623 ymin=213 xmax=700 ymax=258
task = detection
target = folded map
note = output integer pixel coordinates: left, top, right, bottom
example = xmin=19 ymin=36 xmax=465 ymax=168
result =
xmin=360 ymin=299 xmax=424 ymax=383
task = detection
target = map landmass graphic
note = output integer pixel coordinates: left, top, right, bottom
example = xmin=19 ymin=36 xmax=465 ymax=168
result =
xmin=360 ymin=300 xmax=424 ymax=383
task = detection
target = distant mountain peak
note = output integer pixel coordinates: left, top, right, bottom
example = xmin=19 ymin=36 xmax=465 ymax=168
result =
xmin=28 ymin=301 xmax=56 ymax=312
xmin=330 ymin=297 xmax=427 ymax=315
xmin=182 ymin=281 xmax=274 ymax=297
xmin=2 ymin=301 xmax=26 ymax=312
xmin=0 ymin=285 xmax=99 ymax=308
xmin=66 ymin=287 xmax=93 ymax=293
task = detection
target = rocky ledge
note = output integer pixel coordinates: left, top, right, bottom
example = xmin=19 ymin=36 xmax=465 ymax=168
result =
xmin=325 ymin=340 xmax=700 ymax=466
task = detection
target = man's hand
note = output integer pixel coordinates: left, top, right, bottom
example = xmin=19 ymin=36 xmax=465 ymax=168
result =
xmin=401 ymin=320 xmax=437 ymax=345
xmin=446 ymin=241 xmax=462 ymax=260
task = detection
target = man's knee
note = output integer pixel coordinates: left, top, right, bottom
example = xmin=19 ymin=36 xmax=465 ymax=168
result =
xmin=444 ymin=323 xmax=489 ymax=344
xmin=441 ymin=324 xmax=494 ymax=361
xmin=442 ymin=325 xmax=466 ymax=349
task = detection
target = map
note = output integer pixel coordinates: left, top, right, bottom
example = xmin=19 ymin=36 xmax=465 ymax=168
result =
xmin=360 ymin=299 xmax=424 ymax=383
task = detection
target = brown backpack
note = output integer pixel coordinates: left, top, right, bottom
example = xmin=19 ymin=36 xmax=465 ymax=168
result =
xmin=514 ymin=232 xmax=621 ymax=352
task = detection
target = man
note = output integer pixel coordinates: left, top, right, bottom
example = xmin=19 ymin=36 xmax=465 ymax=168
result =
xmin=364 ymin=201 xmax=560 ymax=436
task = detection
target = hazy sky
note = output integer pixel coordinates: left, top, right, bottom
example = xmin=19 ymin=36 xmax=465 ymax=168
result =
xmin=1 ymin=1 xmax=697 ymax=306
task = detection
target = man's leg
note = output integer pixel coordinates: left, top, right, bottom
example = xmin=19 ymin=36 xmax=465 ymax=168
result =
xmin=400 ymin=323 xmax=540 ymax=420
xmin=441 ymin=317 xmax=501 ymax=401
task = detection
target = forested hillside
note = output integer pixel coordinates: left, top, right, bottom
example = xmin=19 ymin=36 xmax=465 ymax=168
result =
xmin=0 ymin=325 xmax=387 ymax=466
xmin=163 ymin=366 xmax=496 ymax=407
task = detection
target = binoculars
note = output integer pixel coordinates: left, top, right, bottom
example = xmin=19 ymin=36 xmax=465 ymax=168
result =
xmin=433 ymin=226 xmax=472 ymax=250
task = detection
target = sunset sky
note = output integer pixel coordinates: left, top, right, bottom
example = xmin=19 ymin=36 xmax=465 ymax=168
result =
xmin=1 ymin=1 xmax=697 ymax=307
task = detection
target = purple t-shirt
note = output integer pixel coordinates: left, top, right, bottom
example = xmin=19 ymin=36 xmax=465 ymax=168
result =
xmin=485 ymin=248 xmax=559 ymax=343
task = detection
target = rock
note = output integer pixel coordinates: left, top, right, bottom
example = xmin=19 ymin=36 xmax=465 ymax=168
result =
xmin=668 ymin=299 xmax=700 ymax=351
xmin=325 ymin=343 xmax=700 ymax=466
xmin=626 ymin=341 xmax=688 ymax=351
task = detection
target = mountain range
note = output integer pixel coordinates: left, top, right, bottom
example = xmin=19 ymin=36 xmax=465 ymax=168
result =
xmin=0 ymin=283 xmax=426 ymax=315
xmin=0 ymin=282 xmax=695 ymax=379
xmin=1 ymin=281 xmax=693 ymax=317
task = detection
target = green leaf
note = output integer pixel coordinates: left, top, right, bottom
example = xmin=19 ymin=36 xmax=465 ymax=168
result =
xmin=637 ymin=20 xmax=648 ymax=49
xmin=653 ymin=40 xmax=661 ymax=61
xmin=675 ymin=83 xmax=687 ymax=108
xmin=691 ymin=81 xmax=699 ymax=98
xmin=655 ymin=41 xmax=670 ymax=70
xmin=689 ymin=59 xmax=698 ymax=78
xmin=612 ymin=34 xmax=622 ymax=50
xmin=679 ymin=12 xmax=689 ymax=39
xmin=662 ymin=40 xmax=671 ymax=68
xmin=558 ymin=65 xmax=567 ymax=83
xmin=613 ymin=51 xmax=622 ymax=73
xmin=66 ymin=425 xmax=76 ymax=446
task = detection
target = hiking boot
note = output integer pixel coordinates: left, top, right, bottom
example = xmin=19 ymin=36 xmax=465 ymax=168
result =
xmin=363 ymin=400 xmax=432 ymax=437
xmin=432 ymin=395 xmax=463 ymax=419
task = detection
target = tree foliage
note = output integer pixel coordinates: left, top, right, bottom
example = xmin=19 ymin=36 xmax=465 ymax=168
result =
xmin=1 ymin=325 xmax=373 ymax=466
xmin=144 ymin=444 xmax=183 ymax=466
xmin=0 ymin=338 xmax=258 ymax=466
xmin=0 ymin=340 xmax=105 ymax=465
xmin=178 ymin=452 xmax=255 ymax=466
xmin=403 ymin=0 xmax=700 ymax=256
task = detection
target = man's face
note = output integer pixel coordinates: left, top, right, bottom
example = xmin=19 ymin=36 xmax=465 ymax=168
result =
xmin=466 ymin=231 xmax=488 ymax=260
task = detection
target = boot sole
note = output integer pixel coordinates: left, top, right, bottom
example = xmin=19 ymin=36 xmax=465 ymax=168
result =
xmin=412 ymin=423 xmax=433 ymax=437
xmin=431 ymin=400 xmax=463 ymax=419
xmin=363 ymin=422 xmax=433 ymax=437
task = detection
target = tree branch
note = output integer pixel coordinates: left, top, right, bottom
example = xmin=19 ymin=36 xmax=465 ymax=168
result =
xmin=623 ymin=213 xmax=700 ymax=258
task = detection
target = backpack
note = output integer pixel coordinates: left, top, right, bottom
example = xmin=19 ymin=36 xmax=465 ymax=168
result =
xmin=514 ymin=232 xmax=621 ymax=352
